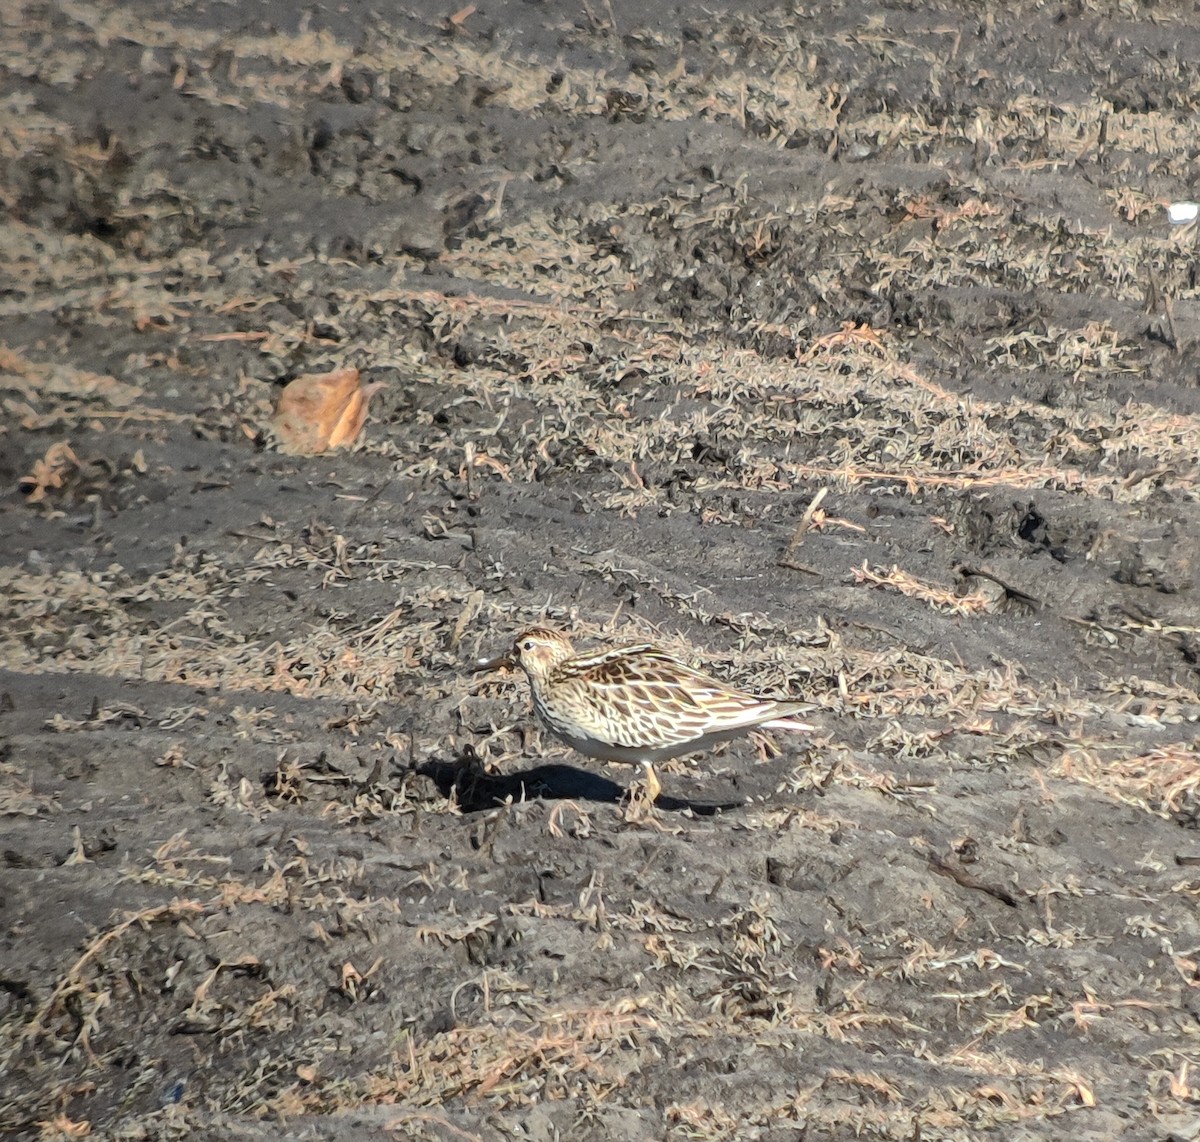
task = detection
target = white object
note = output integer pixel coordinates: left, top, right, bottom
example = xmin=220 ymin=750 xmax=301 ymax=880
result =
xmin=1167 ymin=201 xmax=1199 ymax=224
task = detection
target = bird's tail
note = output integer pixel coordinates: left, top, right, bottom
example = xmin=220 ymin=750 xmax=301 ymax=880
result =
xmin=760 ymin=716 xmax=816 ymax=732
xmin=759 ymin=700 xmax=817 ymax=732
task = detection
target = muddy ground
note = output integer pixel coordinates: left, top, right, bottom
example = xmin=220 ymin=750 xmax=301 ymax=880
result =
xmin=3 ymin=0 xmax=1200 ymax=1138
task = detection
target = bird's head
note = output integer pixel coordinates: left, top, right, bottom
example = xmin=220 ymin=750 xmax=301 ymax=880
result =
xmin=474 ymin=626 xmax=576 ymax=685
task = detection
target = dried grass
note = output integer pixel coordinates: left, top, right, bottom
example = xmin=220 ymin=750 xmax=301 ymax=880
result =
xmin=4 ymin=1 xmax=1200 ymax=1137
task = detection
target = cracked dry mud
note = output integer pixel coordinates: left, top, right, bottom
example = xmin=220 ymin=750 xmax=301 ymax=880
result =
xmin=2 ymin=1 xmax=1200 ymax=1139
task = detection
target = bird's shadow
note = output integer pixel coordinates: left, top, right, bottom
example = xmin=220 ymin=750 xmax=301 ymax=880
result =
xmin=414 ymin=748 xmax=740 ymax=816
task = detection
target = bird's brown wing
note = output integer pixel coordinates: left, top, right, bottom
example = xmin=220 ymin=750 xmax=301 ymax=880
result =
xmin=561 ymin=645 xmax=796 ymax=750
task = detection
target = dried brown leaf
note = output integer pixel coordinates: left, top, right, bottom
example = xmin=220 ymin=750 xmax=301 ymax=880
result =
xmin=270 ymin=368 xmax=383 ymax=455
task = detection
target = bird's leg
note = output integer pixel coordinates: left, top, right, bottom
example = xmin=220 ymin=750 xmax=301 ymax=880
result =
xmin=642 ymin=762 xmax=662 ymax=804
xmin=624 ymin=761 xmax=662 ymax=818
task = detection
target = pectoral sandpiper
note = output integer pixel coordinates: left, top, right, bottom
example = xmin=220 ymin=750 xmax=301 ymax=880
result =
xmin=474 ymin=627 xmax=815 ymax=805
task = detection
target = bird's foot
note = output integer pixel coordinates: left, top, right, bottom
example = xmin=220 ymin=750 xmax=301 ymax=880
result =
xmin=622 ymin=765 xmax=661 ymax=820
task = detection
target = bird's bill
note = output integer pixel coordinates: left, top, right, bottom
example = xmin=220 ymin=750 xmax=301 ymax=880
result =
xmin=472 ymin=650 xmax=513 ymax=672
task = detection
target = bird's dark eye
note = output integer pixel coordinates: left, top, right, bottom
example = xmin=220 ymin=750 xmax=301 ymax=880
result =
xmin=522 ymin=640 xmax=534 ymax=651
